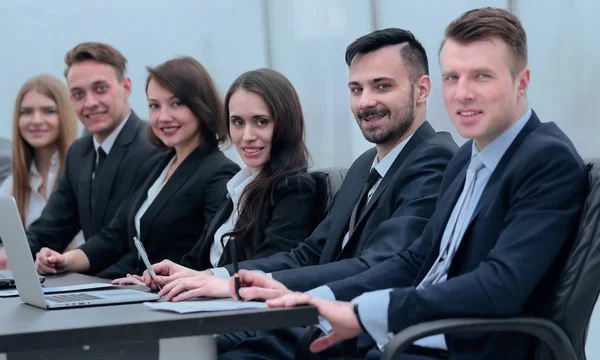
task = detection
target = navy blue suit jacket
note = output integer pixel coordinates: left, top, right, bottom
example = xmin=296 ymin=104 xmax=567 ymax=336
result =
xmin=224 ymin=121 xmax=458 ymax=291
xmin=328 ymin=112 xmax=588 ymax=360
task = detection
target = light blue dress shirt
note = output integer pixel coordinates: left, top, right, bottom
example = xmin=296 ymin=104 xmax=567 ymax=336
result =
xmin=309 ymin=108 xmax=533 ymax=351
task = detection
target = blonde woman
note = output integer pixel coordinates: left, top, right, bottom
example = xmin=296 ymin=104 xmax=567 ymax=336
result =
xmin=0 ymin=74 xmax=82 ymax=248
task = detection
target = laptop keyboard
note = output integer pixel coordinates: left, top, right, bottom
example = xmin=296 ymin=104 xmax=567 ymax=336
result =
xmin=45 ymin=293 xmax=103 ymax=303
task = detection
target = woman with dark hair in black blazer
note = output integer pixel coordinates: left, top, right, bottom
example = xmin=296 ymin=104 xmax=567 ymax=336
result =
xmin=35 ymin=57 xmax=239 ymax=279
xmin=123 ymin=68 xmax=318 ymax=295
xmin=181 ymin=68 xmax=317 ymax=271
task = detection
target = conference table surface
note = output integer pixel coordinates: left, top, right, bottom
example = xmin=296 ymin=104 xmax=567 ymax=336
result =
xmin=0 ymin=272 xmax=318 ymax=359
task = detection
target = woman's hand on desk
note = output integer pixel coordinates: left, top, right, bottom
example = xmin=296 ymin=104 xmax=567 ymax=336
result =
xmin=140 ymin=260 xmax=204 ymax=290
xmin=35 ymin=247 xmax=67 ymax=274
xmin=158 ymin=275 xmax=229 ymax=301
xmin=231 ymin=270 xmax=292 ymax=301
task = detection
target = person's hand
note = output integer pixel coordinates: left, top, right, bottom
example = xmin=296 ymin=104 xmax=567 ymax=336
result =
xmin=111 ymin=274 xmax=146 ymax=286
xmin=230 ymin=269 xmax=292 ymax=301
xmin=0 ymin=248 xmax=8 ymax=269
xmin=267 ymin=293 xmax=362 ymax=353
xmin=141 ymin=260 xmax=204 ymax=290
xmin=159 ymin=275 xmax=230 ymax=301
xmin=35 ymin=247 xmax=68 ymax=275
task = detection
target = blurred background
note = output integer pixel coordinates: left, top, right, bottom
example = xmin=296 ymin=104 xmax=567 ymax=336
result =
xmin=1 ymin=0 xmax=599 ymax=356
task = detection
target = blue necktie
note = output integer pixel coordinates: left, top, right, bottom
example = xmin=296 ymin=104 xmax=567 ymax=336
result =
xmin=418 ymin=157 xmax=484 ymax=289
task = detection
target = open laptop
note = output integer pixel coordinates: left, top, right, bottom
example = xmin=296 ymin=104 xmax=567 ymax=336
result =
xmin=0 ymin=196 xmax=160 ymax=309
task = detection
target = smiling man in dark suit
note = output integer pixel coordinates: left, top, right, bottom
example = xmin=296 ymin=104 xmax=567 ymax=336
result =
xmin=260 ymin=8 xmax=588 ymax=360
xmin=0 ymin=42 xmax=158 ymax=269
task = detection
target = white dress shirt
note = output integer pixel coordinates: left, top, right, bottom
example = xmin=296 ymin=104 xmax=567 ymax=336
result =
xmin=0 ymin=151 xmax=85 ymax=248
xmin=209 ymin=167 xmax=260 ymax=267
xmin=134 ymin=156 xmax=176 ymax=241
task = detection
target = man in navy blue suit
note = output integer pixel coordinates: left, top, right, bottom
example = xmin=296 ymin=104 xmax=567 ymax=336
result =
xmin=230 ymin=7 xmax=588 ymax=360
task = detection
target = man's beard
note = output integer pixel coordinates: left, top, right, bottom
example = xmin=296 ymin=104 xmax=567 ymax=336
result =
xmin=358 ymin=87 xmax=415 ymax=145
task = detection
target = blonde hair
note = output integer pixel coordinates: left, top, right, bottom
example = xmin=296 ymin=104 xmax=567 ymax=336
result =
xmin=11 ymin=75 xmax=78 ymax=225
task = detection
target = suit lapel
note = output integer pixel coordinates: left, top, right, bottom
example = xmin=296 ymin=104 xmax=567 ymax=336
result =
xmin=129 ymin=150 xmax=173 ymax=225
xmin=466 ymin=112 xmax=541 ymax=228
xmin=77 ymin=136 xmax=95 ymax=233
xmin=355 ymin=122 xmax=436 ymax=228
xmin=350 ymin=122 xmax=437 ymax=241
xmin=319 ymin=157 xmax=372 ymax=263
xmin=139 ymin=146 xmax=211 ymax=243
xmin=91 ymin=113 xmax=141 ymax=231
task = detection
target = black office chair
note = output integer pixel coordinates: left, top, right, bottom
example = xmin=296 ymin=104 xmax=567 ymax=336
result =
xmin=310 ymin=168 xmax=347 ymax=224
xmin=381 ymin=158 xmax=600 ymax=360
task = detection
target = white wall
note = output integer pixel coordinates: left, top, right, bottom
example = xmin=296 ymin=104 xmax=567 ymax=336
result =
xmin=2 ymin=1 xmax=600 ymax=357
xmin=0 ymin=0 xmax=271 ymax=164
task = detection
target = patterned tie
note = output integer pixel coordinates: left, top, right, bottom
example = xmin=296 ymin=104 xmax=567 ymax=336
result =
xmin=418 ymin=156 xmax=485 ymax=289
xmin=349 ymin=169 xmax=381 ymax=238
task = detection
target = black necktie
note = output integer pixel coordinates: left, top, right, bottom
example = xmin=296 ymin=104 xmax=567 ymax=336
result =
xmin=91 ymin=147 xmax=107 ymax=209
xmin=349 ymin=169 xmax=381 ymax=237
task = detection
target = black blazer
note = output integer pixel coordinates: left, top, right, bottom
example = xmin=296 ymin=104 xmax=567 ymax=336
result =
xmin=327 ymin=112 xmax=588 ymax=360
xmin=181 ymin=172 xmax=318 ymax=270
xmin=78 ymin=146 xmax=240 ymax=278
xmin=27 ymin=112 xmax=159 ymax=254
xmin=224 ymin=122 xmax=458 ymax=291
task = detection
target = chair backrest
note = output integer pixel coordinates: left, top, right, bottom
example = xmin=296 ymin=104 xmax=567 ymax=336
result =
xmin=0 ymin=137 xmax=12 ymax=185
xmin=310 ymin=168 xmax=347 ymax=225
xmin=536 ymin=158 xmax=600 ymax=360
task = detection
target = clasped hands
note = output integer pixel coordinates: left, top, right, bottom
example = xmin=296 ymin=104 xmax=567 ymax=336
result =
xmin=112 ymin=261 xmax=363 ymax=353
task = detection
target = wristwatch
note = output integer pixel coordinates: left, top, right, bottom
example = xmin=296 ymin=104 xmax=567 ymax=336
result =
xmin=352 ymin=302 xmax=368 ymax=333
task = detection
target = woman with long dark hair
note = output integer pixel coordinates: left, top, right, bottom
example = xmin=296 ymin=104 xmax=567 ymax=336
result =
xmin=182 ymin=68 xmax=316 ymax=270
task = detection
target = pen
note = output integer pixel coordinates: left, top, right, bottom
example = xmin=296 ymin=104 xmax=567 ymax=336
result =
xmin=133 ymin=237 xmax=162 ymax=291
xmin=228 ymin=235 xmax=243 ymax=301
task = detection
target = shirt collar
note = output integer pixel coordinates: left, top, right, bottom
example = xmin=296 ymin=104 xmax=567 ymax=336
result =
xmin=227 ymin=167 xmax=260 ymax=204
xmin=370 ymin=134 xmax=413 ymax=178
xmin=471 ymin=108 xmax=532 ymax=171
xmin=92 ymin=110 xmax=131 ymax=155
xmin=29 ymin=151 xmax=60 ymax=190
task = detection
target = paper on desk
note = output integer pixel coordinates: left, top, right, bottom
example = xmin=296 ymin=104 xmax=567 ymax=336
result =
xmin=144 ymin=300 xmax=268 ymax=313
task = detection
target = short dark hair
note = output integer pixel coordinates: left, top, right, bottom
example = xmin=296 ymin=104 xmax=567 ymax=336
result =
xmin=443 ymin=7 xmax=527 ymax=76
xmin=345 ymin=28 xmax=429 ymax=81
xmin=222 ymin=68 xmax=310 ymax=255
xmin=145 ymin=56 xmax=226 ymax=150
xmin=64 ymin=42 xmax=127 ymax=80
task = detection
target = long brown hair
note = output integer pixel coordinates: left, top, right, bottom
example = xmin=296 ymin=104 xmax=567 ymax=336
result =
xmin=11 ymin=75 xmax=78 ymax=225
xmin=223 ymin=69 xmax=310 ymax=255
